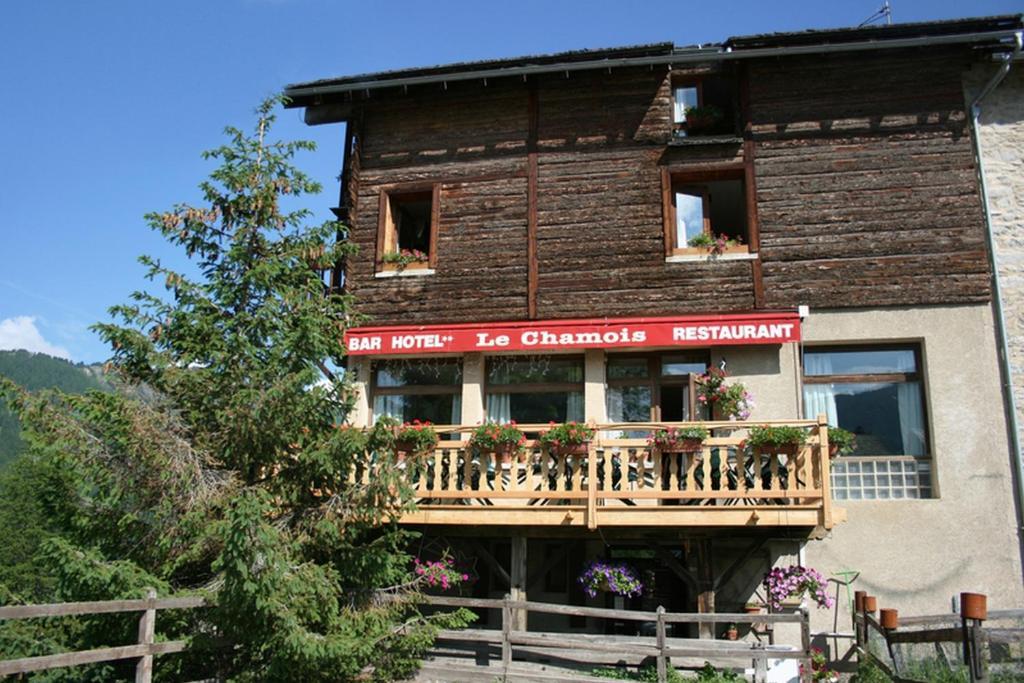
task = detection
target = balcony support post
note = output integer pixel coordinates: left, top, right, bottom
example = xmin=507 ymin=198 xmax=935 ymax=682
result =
xmin=696 ymin=538 xmax=716 ymax=639
xmin=510 ymin=536 xmax=528 ymax=631
xmin=817 ymin=414 xmax=833 ymax=530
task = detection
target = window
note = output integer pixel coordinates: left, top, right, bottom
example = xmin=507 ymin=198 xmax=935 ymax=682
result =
xmin=371 ymin=359 xmax=461 ymax=426
xmin=670 ymin=73 xmax=737 ymax=137
xmin=376 ymin=185 xmax=439 ymax=272
xmin=802 ymin=345 xmax=932 ymax=499
xmin=662 ymin=168 xmax=749 ymax=256
xmin=485 ymin=356 xmax=584 ymax=424
xmin=606 ymin=352 xmax=711 ymax=430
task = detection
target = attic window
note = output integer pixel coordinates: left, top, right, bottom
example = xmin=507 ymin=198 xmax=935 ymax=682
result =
xmin=376 ymin=185 xmax=439 ymax=272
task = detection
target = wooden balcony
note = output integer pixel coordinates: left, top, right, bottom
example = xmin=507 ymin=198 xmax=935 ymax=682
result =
xmin=358 ymin=418 xmax=844 ymax=534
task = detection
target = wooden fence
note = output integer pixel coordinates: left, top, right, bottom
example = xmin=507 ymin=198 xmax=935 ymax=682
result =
xmin=853 ymin=590 xmax=1024 ymax=682
xmin=415 ymin=594 xmax=813 ymax=683
xmin=0 ymin=589 xmax=206 ymax=682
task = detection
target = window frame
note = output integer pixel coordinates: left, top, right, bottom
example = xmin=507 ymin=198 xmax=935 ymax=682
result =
xmin=660 ymin=165 xmax=752 ymax=257
xmin=606 ymin=351 xmax=710 ymax=422
xmin=801 ymin=343 xmax=931 ymax=458
xmin=375 ymin=183 xmax=441 ymax=273
xmin=369 ymin=358 xmax=462 ymax=424
xmin=671 ymin=79 xmax=704 ymax=131
xmin=483 ymin=355 xmax=585 ymax=423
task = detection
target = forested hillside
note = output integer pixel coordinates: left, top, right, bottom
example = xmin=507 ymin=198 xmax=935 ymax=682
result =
xmin=0 ymin=350 xmax=110 ymax=468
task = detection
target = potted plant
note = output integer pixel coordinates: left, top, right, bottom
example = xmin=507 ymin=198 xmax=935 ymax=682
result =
xmin=695 ymin=368 xmax=754 ymax=421
xmin=682 ymin=104 xmax=724 ymax=133
xmin=578 ymin=560 xmax=643 ymax=599
xmin=381 ymin=248 xmax=429 ymax=270
xmin=805 ymin=648 xmax=840 ymax=682
xmin=746 ymin=425 xmax=808 ymax=455
xmin=469 ymin=421 xmax=526 ymax=465
xmin=826 ymin=426 xmax=856 ymax=458
xmin=687 ymin=232 xmax=744 ymax=257
xmin=393 ymin=419 xmax=439 ymax=462
xmin=743 ymin=602 xmax=763 ymax=614
xmin=648 ymin=425 xmax=709 ymax=454
xmin=762 ymin=565 xmax=834 ymax=611
xmin=539 ymin=421 xmax=595 ymax=456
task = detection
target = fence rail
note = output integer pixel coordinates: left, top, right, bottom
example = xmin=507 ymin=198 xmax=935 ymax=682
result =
xmin=0 ymin=589 xmax=208 ymax=682
xmin=417 ymin=593 xmax=812 ymax=683
xmin=853 ymin=590 xmax=1024 ymax=683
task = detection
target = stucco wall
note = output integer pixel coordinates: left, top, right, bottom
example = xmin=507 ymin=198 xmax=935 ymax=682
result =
xmin=970 ymin=67 xmax=1024 ymax=454
xmin=802 ymin=305 xmax=1024 ymax=633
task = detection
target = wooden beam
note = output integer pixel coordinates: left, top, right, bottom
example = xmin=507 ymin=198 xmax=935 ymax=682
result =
xmin=653 ymin=544 xmax=697 ymax=591
xmin=696 ymin=538 xmax=715 ymax=639
xmin=714 ymin=536 xmax=768 ymax=592
xmin=511 ymin=536 xmax=528 ymax=630
xmin=468 ymin=539 xmax=511 ymax=589
xmin=527 ymin=542 xmax=572 ymax=593
xmin=527 ymin=80 xmax=539 ymax=319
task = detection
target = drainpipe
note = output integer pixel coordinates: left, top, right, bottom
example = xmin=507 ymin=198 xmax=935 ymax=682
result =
xmin=969 ymin=31 xmax=1024 ymax=565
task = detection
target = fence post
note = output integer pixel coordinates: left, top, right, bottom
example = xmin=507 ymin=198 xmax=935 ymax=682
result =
xmin=817 ymin=414 xmax=833 ymax=529
xmin=961 ymin=592 xmax=988 ymax=682
xmin=135 ymin=588 xmax=157 ymax=683
xmin=655 ymin=606 xmax=667 ymax=683
xmin=853 ymin=590 xmax=866 ymax=649
xmin=800 ymin=606 xmax=812 ymax=683
xmin=586 ymin=443 xmax=598 ymax=530
xmin=880 ymin=608 xmax=903 ymax=675
xmin=501 ymin=593 xmax=512 ymax=681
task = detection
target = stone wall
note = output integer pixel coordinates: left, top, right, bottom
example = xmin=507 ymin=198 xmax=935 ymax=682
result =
xmin=971 ymin=67 xmax=1024 ymax=451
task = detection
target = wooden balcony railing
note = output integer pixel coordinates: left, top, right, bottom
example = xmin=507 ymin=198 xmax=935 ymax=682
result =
xmin=353 ymin=416 xmax=843 ymax=532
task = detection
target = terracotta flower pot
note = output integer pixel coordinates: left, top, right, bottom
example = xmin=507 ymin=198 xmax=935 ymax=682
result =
xmin=477 ymin=442 xmax=518 ymax=466
xmin=553 ymin=442 xmax=589 ymax=457
xmin=961 ymin=592 xmax=987 ymax=621
xmin=744 ymin=604 xmax=762 ymax=614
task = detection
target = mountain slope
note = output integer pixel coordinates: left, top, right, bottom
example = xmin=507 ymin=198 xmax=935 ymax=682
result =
xmin=0 ymin=350 xmax=111 ymax=468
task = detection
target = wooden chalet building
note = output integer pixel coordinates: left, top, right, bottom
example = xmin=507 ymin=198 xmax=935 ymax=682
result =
xmin=284 ymin=15 xmax=1024 ymax=643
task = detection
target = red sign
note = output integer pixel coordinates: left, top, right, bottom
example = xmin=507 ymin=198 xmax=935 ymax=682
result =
xmin=345 ymin=312 xmax=801 ymax=356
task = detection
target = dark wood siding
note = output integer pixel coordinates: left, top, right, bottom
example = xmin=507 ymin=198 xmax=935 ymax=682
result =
xmin=342 ymin=50 xmax=990 ymax=326
xmin=748 ymin=50 xmax=991 ymax=307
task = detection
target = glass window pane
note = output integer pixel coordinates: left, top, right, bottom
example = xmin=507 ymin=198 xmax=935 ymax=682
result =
xmin=815 ymin=381 xmax=926 ymax=457
xmin=673 ymin=86 xmax=699 ymax=123
xmin=675 ymin=191 xmax=704 ymax=246
xmin=502 ymin=391 xmax=583 ymax=423
xmin=373 ymin=393 xmax=457 ymax=425
xmin=607 ymin=358 xmax=649 ymax=380
xmin=375 ymin=360 xmax=461 ymax=387
xmin=487 ymin=357 xmax=583 ymax=385
xmin=804 ymin=348 xmax=916 ymax=376
xmin=662 ymin=354 xmax=707 ymax=376
xmin=607 ymin=385 xmax=652 ymax=422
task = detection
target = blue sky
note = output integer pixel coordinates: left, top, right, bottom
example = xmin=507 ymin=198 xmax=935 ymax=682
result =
xmin=1 ymin=0 xmax=1019 ymax=363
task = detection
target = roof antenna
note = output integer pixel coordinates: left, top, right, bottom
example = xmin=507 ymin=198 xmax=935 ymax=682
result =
xmin=858 ymin=0 xmax=892 ymax=27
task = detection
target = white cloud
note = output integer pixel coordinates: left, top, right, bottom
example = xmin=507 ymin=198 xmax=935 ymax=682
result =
xmin=0 ymin=316 xmax=72 ymax=360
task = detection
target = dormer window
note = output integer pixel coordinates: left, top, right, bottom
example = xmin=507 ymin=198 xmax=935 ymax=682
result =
xmin=670 ymin=73 xmax=737 ymax=137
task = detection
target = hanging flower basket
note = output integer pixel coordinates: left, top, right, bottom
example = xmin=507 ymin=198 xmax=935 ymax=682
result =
xmin=648 ymin=426 xmax=708 ymax=454
xmin=469 ymin=421 xmax=525 ymax=465
xmin=539 ymin=422 xmax=595 ymax=457
xmin=762 ymin=565 xmax=834 ymax=611
xmin=392 ymin=420 xmax=439 ymax=462
xmin=578 ymin=560 xmax=643 ymax=599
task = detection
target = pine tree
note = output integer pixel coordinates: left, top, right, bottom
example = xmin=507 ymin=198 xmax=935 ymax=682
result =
xmin=0 ymin=97 xmax=471 ymax=681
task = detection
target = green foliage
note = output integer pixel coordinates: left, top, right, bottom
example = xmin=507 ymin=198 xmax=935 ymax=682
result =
xmin=539 ymin=421 xmax=595 ymax=448
xmin=648 ymin=425 xmax=709 ymax=451
xmin=696 ymin=661 xmax=743 ymax=681
xmin=747 ymin=425 xmax=809 ymax=448
xmin=469 ymin=421 xmax=526 ymax=451
xmin=590 ymin=663 xmax=686 ymax=682
xmin=827 ymin=425 xmax=857 ymax=456
xmin=0 ymin=349 xmax=110 ymax=468
xmin=0 ymin=97 xmax=470 ymax=681
xmin=394 ymin=419 xmax=440 ymax=454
